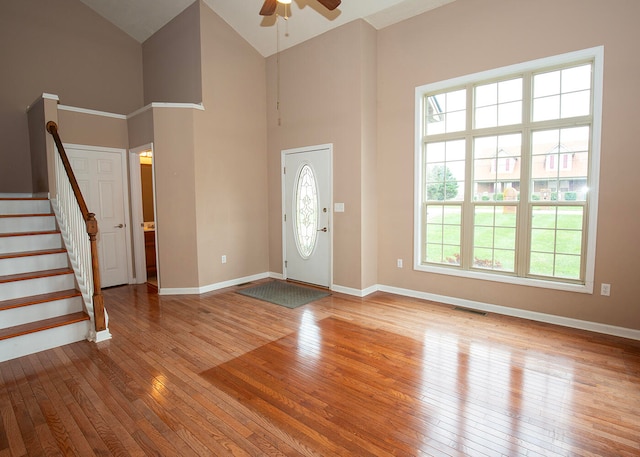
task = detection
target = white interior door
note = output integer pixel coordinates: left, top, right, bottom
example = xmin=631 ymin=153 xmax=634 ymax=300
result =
xmin=283 ymin=145 xmax=332 ymax=287
xmin=67 ymin=146 xmax=129 ymax=288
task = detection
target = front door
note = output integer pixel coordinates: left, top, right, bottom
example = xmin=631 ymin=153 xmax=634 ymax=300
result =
xmin=67 ymin=146 xmax=129 ymax=288
xmin=283 ymin=145 xmax=332 ymax=287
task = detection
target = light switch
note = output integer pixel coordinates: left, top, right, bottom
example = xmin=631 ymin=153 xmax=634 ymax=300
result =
xmin=334 ymin=203 xmax=345 ymax=212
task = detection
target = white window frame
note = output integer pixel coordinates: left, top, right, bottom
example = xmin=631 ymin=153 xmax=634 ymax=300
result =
xmin=414 ymin=46 xmax=604 ymax=294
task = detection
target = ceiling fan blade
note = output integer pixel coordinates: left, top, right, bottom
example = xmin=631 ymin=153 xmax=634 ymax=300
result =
xmin=259 ymin=0 xmax=277 ymax=16
xmin=317 ymin=0 xmax=341 ymax=11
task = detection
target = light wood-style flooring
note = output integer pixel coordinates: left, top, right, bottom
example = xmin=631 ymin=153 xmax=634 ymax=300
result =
xmin=1 ymin=281 xmax=639 ymax=456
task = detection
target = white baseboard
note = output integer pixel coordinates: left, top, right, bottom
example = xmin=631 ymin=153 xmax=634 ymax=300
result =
xmin=331 ymin=283 xmax=378 ymax=297
xmin=158 ymin=272 xmax=271 ymax=295
xmin=376 ymin=284 xmax=640 ymax=341
xmin=156 ymin=272 xmax=640 ymax=341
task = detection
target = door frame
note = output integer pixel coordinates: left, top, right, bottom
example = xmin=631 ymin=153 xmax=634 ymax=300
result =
xmin=281 ymin=143 xmax=333 ymax=288
xmin=129 ymin=143 xmax=159 ymax=287
xmin=64 ymin=143 xmax=133 ymax=285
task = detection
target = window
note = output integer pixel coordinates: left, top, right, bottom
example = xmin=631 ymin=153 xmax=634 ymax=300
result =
xmin=415 ymin=47 xmax=603 ymax=293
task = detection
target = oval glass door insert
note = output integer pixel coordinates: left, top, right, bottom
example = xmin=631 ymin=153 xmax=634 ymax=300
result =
xmin=294 ymin=164 xmax=318 ymax=259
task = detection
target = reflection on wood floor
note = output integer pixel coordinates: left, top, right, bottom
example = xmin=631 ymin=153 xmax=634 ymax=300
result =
xmin=1 ymin=281 xmax=639 ymax=456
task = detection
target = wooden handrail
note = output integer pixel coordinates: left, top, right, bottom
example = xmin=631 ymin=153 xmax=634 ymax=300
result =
xmin=46 ymin=121 xmax=106 ymax=332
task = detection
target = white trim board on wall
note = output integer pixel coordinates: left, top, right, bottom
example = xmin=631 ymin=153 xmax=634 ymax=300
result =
xmin=160 ymin=272 xmax=640 ymax=341
xmin=371 ymin=284 xmax=640 ymax=341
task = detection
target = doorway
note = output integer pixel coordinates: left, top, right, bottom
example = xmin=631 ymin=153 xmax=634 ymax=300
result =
xmin=282 ymin=144 xmax=332 ymax=288
xmin=129 ymin=144 xmax=158 ymax=289
xmin=66 ymin=144 xmax=131 ymax=288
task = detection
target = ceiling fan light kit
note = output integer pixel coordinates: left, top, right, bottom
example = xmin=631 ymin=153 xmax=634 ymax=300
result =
xmin=260 ymin=0 xmax=341 ymax=16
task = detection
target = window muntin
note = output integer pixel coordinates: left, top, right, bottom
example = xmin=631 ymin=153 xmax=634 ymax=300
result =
xmin=415 ymin=48 xmax=602 ymax=292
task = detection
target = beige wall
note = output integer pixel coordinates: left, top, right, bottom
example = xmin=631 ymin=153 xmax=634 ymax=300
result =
xmin=5 ymin=0 xmax=639 ymax=331
xmin=57 ymin=110 xmax=129 ymax=150
xmin=127 ymin=109 xmax=154 ymax=149
xmin=142 ymin=2 xmax=202 ymax=105
xmin=196 ymin=3 xmax=269 ymax=286
xmin=27 ymin=97 xmax=48 ymax=194
xmin=376 ymin=0 xmax=640 ymax=329
xmin=0 ymin=0 xmax=143 ymax=193
xmin=152 ymin=108 xmax=200 ymax=288
xmin=266 ymin=20 xmax=377 ymax=290
xmin=140 ymin=2 xmax=269 ymax=289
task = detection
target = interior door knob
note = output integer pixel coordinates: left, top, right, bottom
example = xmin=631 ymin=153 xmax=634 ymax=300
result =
xmin=317 ymin=227 xmax=327 ymax=232
xmin=115 ymin=223 xmax=124 ymax=228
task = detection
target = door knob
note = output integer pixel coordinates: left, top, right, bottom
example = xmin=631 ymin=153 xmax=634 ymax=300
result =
xmin=317 ymin=227 xmax=327 ymax=232
xmin=115 ymin=223 xmax=124 ymax=228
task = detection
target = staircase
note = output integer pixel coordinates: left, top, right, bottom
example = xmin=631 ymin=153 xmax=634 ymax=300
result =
xmin=0 ymin=196 xmax=90 ymax=363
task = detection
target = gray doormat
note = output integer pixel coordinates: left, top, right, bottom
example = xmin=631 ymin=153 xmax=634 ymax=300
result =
xmin=237 ymin=281 xmax=329 ymax=308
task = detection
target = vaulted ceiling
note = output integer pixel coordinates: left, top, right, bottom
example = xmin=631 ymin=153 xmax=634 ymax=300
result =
xmin=78 ymin=0 xmax=455 ymax=56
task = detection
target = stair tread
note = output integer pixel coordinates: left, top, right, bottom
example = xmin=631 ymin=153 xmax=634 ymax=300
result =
xmin=0 ymin=267 xmax=73 ymax=284
xmin=0 ymin=248 xmax=67 ymax=260
xmin=0 ymin=230 xmax=60 ymax=238
xmin=0 ymin=311 xmax=89 ymax=341
xmin=0 ymin=197 xmax=48 ymax=201
xmin=0 ymin=213 xmax=55 ymax=218
xmin=0 ymin=289 xmax=82 ymax=311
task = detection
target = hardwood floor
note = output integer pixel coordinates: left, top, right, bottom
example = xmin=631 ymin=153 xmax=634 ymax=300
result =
xmin=1 ymin=281 xmax=639 ymax=456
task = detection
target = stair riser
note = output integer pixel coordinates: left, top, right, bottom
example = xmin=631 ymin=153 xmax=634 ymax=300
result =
xmin=0 ymin=233 xmax=62 ymax=255
xmin=0 ymin=274 xmax=75 ymax=301
xmin=0 ymin=252 xmax=68 ymax=276
xmin=0 ymin=320 xmax=89 ymax=362
xmin=0 ymin=297 xmax=84 ymax=330
xmin=0 ymin=200 xmax=51 ymax=215
xmin=0 ymin=215 xmax=57 ymax=234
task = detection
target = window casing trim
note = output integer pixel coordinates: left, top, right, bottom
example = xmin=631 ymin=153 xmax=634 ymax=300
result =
xmin=414 ymin=46 xmax=603 ymax=294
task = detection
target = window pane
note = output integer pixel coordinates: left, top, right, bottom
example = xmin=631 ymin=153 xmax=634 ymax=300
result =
xmin=294 ymin=164 xmax=318 ymax=259
xmin=530 ymin=252 xmax=555 ymax=276
xmin=533 ymin=95 xmax=560 ymax=122
xmin=531 ymin=127 xmax=589 ymax=202
xmin=426 ymin=89 xmax=466 ymax=135
xmin=424 ymin=205 xmax=461 ymax=265
xmin=473 ymin=206 xmax=516 ymax=272
xmin=498 ymin=101 xmax=522 ymax=126
xmin=533 ymin=71 xmax=560 ymax=98
xmin=499 ymin=78 xmax=523 ymax=103
xmin=561 ymin=64 xmax=591 ymax=93
xmin=561 ymin=91 xmax=590 ymax=118
xmin=474 ymin=78 xmax=523 ymax=128
xmin=529 ymin=206 xmax=583 ymax=279
xmin=475 ymin=105 xmax=497 ymax=129
xmin=533 ymin=64 xmax=592 ymax=121
xmin=446 ymin=110 xmax=466 ymax=132
xmin=425 ymin=140 xmax=465 ymax=201
xmin=474 ymin=134 xmax=521 ymax=202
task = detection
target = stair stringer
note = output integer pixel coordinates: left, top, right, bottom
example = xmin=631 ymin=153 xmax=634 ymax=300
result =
xmin=50 ymin=197 xmax=112 ymax=343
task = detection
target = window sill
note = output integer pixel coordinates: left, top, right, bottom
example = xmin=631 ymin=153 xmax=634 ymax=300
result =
xmin=414 ymin=263 xmax=593 ymax=294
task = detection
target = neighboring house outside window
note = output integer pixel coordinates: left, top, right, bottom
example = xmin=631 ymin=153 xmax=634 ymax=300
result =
xmin=414 ymin=47 xmax=603 ymax=293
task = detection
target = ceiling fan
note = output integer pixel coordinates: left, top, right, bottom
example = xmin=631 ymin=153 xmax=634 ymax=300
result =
xmin=259 ymin=0 xmax=342 ymax=16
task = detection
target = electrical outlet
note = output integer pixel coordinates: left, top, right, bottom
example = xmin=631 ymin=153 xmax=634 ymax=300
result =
xmin=221 ymin=255 xmax=227 ymax=264
xmin=397 ymin=259 xmax=403 ymax=268
xmin=600 ymin=283 xmax=611 ymax=296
